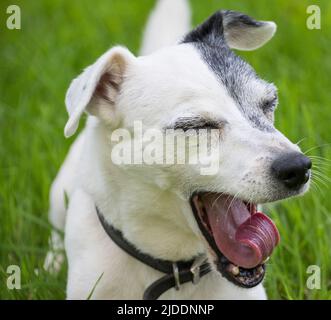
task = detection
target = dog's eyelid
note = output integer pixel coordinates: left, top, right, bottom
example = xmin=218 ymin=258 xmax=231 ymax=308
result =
xmin=169 ymin=117 xmax=226 ymax=131
xmin=262 ymin=96 xmax=278 ymax=112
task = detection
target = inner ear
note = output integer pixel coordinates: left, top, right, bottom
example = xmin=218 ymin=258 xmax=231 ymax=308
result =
xmin=94 ymin=72 xmax=119 ymax=102
xmin=89 ymin=53 xmax=126 ymax=108
xmin=222 ymin=10 xmax=277 ymax=51
xmin=64 ymin=47 xmax=135 ymax=138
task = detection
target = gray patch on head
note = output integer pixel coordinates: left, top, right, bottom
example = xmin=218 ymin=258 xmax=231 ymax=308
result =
xmin=181 ymin=10 xmax=276 ymax=132
xmin=222 ymin=10 xmax=264 ymax=28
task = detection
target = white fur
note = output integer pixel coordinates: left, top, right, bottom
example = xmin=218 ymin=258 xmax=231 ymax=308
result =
xmin=46 ymin=0 xmax=306 ymax=299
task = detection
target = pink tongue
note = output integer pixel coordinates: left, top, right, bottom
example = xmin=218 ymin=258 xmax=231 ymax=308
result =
xmin=198 ymin=194 xmax=280 ymax=269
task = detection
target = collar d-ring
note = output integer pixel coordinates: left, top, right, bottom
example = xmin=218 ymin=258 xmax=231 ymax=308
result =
xmin=172 ymin=262 xmax=180 ymax=290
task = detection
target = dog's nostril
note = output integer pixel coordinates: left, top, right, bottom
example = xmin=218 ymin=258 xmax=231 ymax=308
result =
xmin=271 ymin=153 xmax=311 ymax=190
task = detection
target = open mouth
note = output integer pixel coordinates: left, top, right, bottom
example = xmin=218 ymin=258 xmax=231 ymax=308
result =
xmin=190 ymin=193 xmax=280 ymax=288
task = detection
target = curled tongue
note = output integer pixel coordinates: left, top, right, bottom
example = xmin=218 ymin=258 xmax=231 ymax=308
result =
xmin=196 ymin=194 xmax=280 ymax=269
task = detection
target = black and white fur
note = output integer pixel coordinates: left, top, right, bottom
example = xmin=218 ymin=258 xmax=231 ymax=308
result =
xmin=45 ymin=0 xmax=308 ymax=299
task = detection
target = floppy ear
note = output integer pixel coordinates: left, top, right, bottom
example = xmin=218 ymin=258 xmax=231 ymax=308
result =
xmin=183 ymin=10 xmax=276 ymax=51
xmin=64 ymin=46 xmax=135 ymax=138
xmin=222 ymin=10 xmax=276 ymax=50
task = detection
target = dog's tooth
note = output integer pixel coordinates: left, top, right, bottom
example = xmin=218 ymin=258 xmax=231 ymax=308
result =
xmin=227 ymin=264 xmax=239 ymax=276
xmin=257 ymin=266 xmax=264 ymax=274
xmin=232 ymin=266 xmax=240 ymax=276
xmin=262 ymin=257 xmax=270 ymax=264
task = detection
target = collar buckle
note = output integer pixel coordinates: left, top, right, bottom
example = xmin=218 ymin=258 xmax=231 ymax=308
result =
xmin=190 ymin=254 xmax=208 ymax=285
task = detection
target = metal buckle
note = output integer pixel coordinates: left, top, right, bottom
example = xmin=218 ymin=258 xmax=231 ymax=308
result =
xmin=172 ymin=262 xmax=180 ymax=290
xmin=190 ymin=254 xmax=208 ymax=285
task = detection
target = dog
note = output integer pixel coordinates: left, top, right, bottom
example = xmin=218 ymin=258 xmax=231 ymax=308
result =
xmin=45 ymin=0 xmax=311 ymax=299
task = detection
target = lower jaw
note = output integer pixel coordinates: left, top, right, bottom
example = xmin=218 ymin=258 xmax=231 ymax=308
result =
xmin=213 ymin=247 xmax=266 ymax=288
xmin=189 ymin=195 xmax=266 ymax=288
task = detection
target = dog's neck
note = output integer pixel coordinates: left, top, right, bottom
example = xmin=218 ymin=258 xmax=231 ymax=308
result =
xmin=85 ymin=120 xmax=205 ymax=262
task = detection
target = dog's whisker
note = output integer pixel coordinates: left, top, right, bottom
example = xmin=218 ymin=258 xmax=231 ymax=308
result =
xmin=211 ymin=191 xmax=228 ymax=210
xmin=312 ymin=168 xmax=331 ymax=176
xmin=303 ymin=144 xmax=331 ymax=155
xmin=312 ymin=159 xmax=331 ymax=163
xmin=311 ymin=165 xmax=330 ymax=173
xmin=311 ymin=175 xmax=329 ymax=189
xmin=312 ymin=170 xmax=331 ymax=180
xmin=225 ymin=191 xmax=241 ymax=217
xmin=311 ymin=167 xmax=331 ymax=177
xmin=309 ymin=155 xmax=331 ymax=159
xmin=312 ymin=172 xmax=331 ymax=185
xmin=310 ymin=180 xmax=325 ymax=195
xmin=309 ymin=156 xmax=331 ymax=163
xmin=312 ymin=170 xmax=331 ymax=181
xmin=295 ymin=137 xmax=307 ymax=146
xmin=311 ymin=163 xmax=331 ymax=170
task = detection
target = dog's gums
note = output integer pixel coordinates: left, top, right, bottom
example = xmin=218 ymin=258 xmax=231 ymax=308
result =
xmin=190 ymin=193 xmax=280 ymax=288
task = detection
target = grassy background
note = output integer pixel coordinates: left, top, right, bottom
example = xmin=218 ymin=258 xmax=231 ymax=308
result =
xmin=0 ymin=0 xmax=330 ymax=299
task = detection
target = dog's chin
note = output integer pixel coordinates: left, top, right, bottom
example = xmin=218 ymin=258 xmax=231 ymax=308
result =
xmin=190 ymin=192 xmax=281 ymax=288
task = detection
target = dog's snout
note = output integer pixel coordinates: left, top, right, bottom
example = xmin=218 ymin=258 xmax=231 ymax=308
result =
xmin=271 ymin=153 xmax=312 ymax=189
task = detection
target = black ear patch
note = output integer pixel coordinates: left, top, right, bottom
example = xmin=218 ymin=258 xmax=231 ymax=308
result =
xmin=182 ymin=10 xmax=262 ymax=46
xmin=182 ymin=11 xmax=225 ymax=45
xmin=223 ymin=10 xmax=263 ymax=28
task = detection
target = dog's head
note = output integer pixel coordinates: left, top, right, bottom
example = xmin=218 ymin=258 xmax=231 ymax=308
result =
xmin=64 ymin=10 xmax=311 ymax=288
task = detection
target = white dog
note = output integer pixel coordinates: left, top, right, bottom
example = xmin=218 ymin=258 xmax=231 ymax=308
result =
xmin=45 ymin=0 xmax=311 ymax=299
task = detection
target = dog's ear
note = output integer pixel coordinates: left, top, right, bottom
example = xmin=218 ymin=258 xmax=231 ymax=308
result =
xmin=183 ymin=10 xmax=276 ymax=51
xmin=222 ymin=10 xmax=276 ymax=50
xmin=64 ymin=46 xmax=135 ymax=138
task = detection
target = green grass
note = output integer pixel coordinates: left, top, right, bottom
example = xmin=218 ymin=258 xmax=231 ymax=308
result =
xmin=0 ymin=0 xmax=330 ymax=299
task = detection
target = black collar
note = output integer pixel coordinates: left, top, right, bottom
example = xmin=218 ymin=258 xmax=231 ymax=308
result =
xmin=96 ymin=206 xmax=211 ymax=299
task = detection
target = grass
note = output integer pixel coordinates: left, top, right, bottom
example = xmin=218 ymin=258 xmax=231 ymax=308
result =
xmin=0 ymin=0 xmax=330 ymax=299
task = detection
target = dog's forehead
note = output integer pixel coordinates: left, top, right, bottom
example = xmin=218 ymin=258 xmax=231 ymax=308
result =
xmin=182 ymin=40 xmax=275 ymax=132
xmin=192 ymin=41 xmax=275 ymax=131
xmin=137 ymin=43 xmax=276 ymax=131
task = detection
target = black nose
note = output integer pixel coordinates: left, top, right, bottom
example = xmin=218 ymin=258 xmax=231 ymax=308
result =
xmin=271 ymin=153 xmax=312 ymax=189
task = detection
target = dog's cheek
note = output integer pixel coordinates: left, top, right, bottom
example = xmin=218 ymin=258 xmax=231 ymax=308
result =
xmin=154 ymin=175 xmax=172 ymax=190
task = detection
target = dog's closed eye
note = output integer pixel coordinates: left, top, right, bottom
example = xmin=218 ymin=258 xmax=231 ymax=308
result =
xmin=261 ymin=96 xmax=278 ymax=122
xmin=261 ymin=96 xmax=278 ymax=114
xmin=169 ymin=117 xmax=227 ymax=132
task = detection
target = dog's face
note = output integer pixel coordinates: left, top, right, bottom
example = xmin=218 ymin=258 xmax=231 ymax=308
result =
xmin=64 ymin=10 xmax=311 ymax=288
xmin=115 ymin=42 xmax=307 ymax=204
